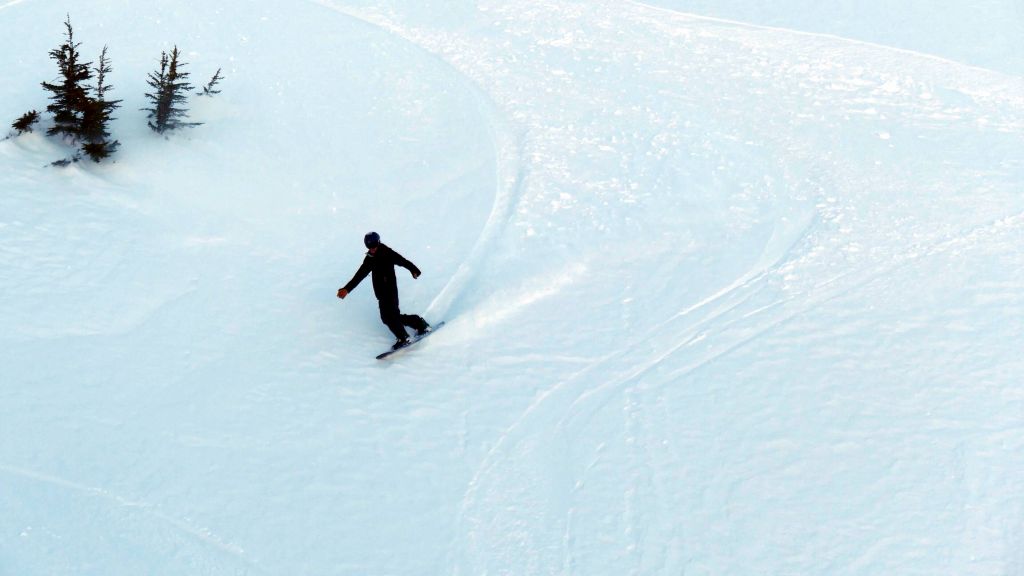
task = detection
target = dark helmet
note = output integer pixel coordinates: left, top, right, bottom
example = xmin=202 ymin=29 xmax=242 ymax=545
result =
xmin=364 ymin=231 xmax=381 ymax=249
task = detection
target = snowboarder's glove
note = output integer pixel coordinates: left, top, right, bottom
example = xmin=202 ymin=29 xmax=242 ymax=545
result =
xmin=337 ymin=288 xmax=348 ymax=299
xmin=412 ymin=271 xmax=421 ymax=279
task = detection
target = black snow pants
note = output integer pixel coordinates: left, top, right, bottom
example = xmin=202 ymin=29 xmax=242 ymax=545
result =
xmin=378 ymin=295 xmax=428 ymax=340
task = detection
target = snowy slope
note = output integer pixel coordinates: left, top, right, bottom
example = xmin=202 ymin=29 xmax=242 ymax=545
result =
xmin=639 ymin=0 xmax=1024 ymax=76
xmin=2 ymin=1 xmax=1023 ymax=575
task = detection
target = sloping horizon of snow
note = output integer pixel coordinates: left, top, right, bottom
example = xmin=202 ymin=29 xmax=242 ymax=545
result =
xmin=637 ymin=0 xmax=1024 ymax=76
xmin=1 ymin=1 xmax=1022 ymax=575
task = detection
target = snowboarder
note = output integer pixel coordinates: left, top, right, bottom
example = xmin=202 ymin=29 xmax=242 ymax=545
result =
xmin=337 ymin=232 xmax=431 ymax=349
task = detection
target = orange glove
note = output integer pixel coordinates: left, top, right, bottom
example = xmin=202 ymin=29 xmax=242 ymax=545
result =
xmin=337 ymin=288 xmax=349 ymax=299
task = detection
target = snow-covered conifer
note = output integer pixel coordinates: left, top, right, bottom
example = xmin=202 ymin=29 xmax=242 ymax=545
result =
xmin=80 ymin=46 xmax=121 ymax=161
xmin=143 ymin=46 xmax=201 ymax=133
xmin=40 ymin=16 xmax=93 ymax=140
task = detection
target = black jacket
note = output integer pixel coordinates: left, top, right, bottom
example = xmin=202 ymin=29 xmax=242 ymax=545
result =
xmin=342 ymin=243 xmax=420 ymax=301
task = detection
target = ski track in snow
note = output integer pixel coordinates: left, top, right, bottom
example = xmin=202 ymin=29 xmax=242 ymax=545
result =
xmin=456 ymin=205 xmax=821 ymax=571
xmin=563 ymin=206 xmax=1024 ymax=440
xmin=625 ymin=0 xmax=1020 ymax=75
xmin=309 ymin=0 xmax=528 ymax=324
xmin=0 ymin=464 xmax=269 ymax=574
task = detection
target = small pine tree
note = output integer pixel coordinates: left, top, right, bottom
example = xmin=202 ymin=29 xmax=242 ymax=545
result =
xmin=12 ymin=110 xmax=40 ymax=134
xmin=143 ymin=50 xmax=171 ymax=132
xmin=40 ymin=16 xmax=93 ymax=140
xmin=143 ymin=46 xmax=201 ymax=133
xmin=79 ymin=46 xmax=121 ymax=161
xmin=199 ymin=68 xmax=224 ymax=96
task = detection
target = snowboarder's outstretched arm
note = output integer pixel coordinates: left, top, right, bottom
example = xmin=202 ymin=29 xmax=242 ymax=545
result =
xmin=391 ymin=249 xmax=421 ymax=279
xmin=337 ymin=258 xmax=371 ymax=299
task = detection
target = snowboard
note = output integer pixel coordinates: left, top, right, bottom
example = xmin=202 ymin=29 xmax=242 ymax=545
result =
xmin=376 ymin=321 xmax=445 ymax=360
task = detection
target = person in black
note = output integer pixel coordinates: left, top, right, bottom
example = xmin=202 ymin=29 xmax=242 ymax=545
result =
xmin=337 ymin=232 xmax=431 ymax=349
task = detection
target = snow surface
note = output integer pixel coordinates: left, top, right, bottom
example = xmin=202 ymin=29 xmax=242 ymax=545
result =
xmin=1 ymin=1 xmax=1022 ymax=575
xmin=639 ymin=0 xmax=1024 ymax=76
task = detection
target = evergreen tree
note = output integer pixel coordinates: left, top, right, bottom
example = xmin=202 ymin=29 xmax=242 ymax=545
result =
xmin=40 ymin=16 xmax=93 ymax=140
xmin=199 ymin=68 xmax=224 ymax=96
xmin=143 ymin=46 xmax=201 ymax=133
xmin=144 ymin=50 xmax=171 ymax=132
xmin=12 ymin=110 xmax=40 ymax=134
xmin=80 ymin=46 xmax=121 ymax=161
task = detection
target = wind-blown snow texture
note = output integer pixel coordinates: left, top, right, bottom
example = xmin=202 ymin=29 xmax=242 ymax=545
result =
xmin=1 ymin=1 xmax=1022 ymax=575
